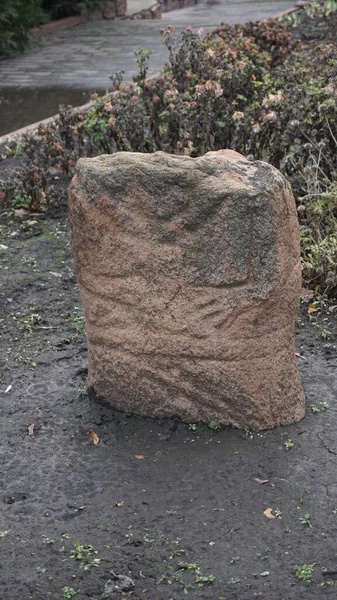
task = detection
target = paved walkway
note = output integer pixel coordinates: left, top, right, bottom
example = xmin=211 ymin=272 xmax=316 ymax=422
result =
xmin=0 ymin=0 xmax=295 ymax=90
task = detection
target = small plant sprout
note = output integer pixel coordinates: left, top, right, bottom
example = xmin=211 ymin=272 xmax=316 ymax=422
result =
xmin=195 ymin=573 xmax=215 ymax=585
xmin=188 ymin=423 xmax=197 ymax=431
xmin=71 ymin=541 xmax=97 ymax=561
xmin=298 ymin=490 xmax=307 ymax=505
xmin=284 ymin=439 xmax=294 ymax=450
xmin=0 ymin=530 xmax=9 ymax=538
xmin=275 ymin=509 xmax=282 ymax=519
xmin=62 ymin=588 xmax=76 ymax=599
xmin=42 ymin=536 xmax=55 ymax=545
xmin=21 ymin=256 xmax=37 ymax=268
xmin=294 ymin=563 xmax=315 ymax=583
xmin=208 ymin=421 xmax=220 ymax=430
xmin=257 ymin=551 xmax=269 ymax=561
xmin=310 ymin=402 xmax=328 ymax=413
xmin=300 ymin=513 xmax=312 ymax=528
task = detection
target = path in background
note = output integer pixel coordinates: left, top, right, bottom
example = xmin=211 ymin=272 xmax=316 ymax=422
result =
xmin=0 ymin=0 xmax=295 ymax=134
xmin=0 ymin=0 xmax=295 ymax=89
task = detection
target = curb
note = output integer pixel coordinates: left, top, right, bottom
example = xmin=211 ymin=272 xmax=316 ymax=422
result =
xmin=0 ymin=99 xmax=95 ymax=145
xmin=30 ymin=15 xmax=86 ymax=37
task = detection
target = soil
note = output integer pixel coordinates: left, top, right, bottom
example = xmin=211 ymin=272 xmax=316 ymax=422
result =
xmin=1 ymin=7 xmax=337 ymax=600
xmin=1 ymin=209 xmax=337 ymax=600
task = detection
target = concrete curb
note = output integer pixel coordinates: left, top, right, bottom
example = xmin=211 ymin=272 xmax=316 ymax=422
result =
xmin=0 ymin=100 xmax=95 ymax=145
xmin=30 ymin=15 xmax=86 ymax=37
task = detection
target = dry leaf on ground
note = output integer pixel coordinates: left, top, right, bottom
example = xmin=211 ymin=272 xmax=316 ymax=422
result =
xmin=308 ymin=304 xmax=320 ymax=314
xmin=264 ymin=508 xmax=276 ymax=519
xmin=254 ymin=478 xmax=269 ymax=484
xmin=27 ymin=424 xmax=35 ymax=436
xmin=87 ymin=430 xmax=100 ymax=445
xmin=135 ymin=455 xmax=144 ymax=460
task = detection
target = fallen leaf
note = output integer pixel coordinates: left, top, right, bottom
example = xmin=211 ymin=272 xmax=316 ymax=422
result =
xmin=295 ymin=352 xmax=306 ymax=360
xmin=254 ymin=478 xmax=269 ymax=485
xmin=87 ymin=430 xmax=100 ymax=445
xmin=4 ymin=385 xmax=12 ymax=393
xmin=27 ymin=424 xmax=35 ymax=436
xmin=308 ymin=304 xmax=320 ymax=315
xmin=115 ymin=501 xmax=124 ymax=507
xmin=0 ymin=244 xmax=8 ymax=250
xmin=135 ymin=455 xmax=144 ymax=460
xmin=264 ymin=508 xmax=276 ymax=519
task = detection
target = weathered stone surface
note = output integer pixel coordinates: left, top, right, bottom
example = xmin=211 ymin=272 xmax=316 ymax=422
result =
xmin=103 ymin=1 xmax=116 ymax=19
xmin=68 ymin=150 xmax=305 ymax=430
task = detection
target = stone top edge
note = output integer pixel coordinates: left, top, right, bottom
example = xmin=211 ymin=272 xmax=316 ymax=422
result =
xmin=76 ymin=149 xmax=249 ymax=172
xmin=74 ymin=149 xmax=286 ymax=197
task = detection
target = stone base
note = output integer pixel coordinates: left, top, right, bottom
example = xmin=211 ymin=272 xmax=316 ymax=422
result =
xmin=88 ymin=0 xmax=127 ymax=20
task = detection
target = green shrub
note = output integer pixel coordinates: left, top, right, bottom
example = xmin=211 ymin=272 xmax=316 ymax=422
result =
xmin=0 ymin=0 xmax=47 ymax=56
xmin=301 ymin=183 xmax=337 ymax=296
xmin=41 ymin=0 xmax=81 ymax=19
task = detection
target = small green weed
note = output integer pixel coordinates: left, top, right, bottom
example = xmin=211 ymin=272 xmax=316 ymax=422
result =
xmin=284 ymin=439 xmax=294 ymax=450
xmin=299 ymin=513 xmax=312 ymax=528
xmin=196 ymin=574 xmax=215 ymax=585
xmin=71 ymin=541 xmax=97 ymax=561
xmin=298 ymin=490 xmax=307 ymax=505
xmin=310 ymin=402 xmax=328 ymax=413
xmin=294 ymin=563 xmax=315 ymax=583
xmin=0 ymin=530 xmax=9 ymax=538
xmin=62 ymin=588 xmax=76 ymax=599
xmin=21 ymin=256 xmax=37 ymax=268
xmin=42 ymin=536 xmax=55 ymax=545
xmin=22 ymin=313 xmax=41 ymax=333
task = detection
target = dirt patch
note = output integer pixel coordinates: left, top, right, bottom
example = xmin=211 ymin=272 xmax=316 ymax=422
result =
xmin=0 ymin=212 xmax=337 ymax=600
